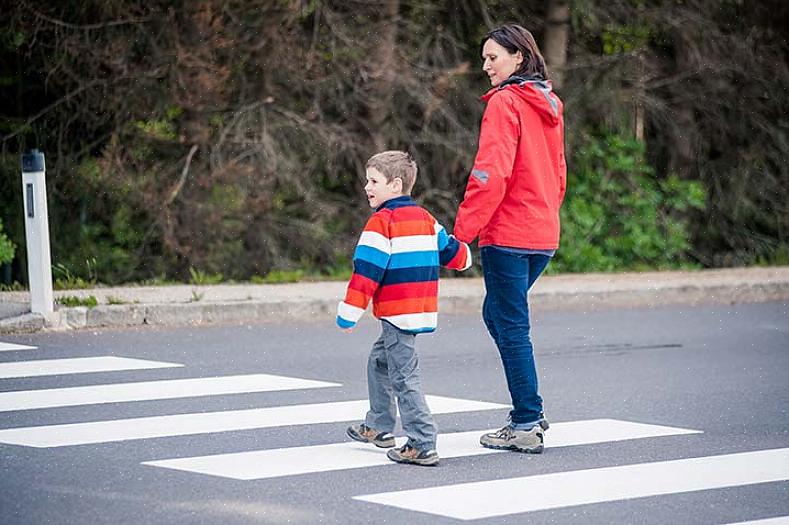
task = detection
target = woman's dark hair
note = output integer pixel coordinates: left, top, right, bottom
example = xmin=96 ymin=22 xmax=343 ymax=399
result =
xmin=480 ymin=23 xmax=549 ymax=80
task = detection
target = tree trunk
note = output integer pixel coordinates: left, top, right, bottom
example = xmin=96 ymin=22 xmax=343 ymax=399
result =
xmin=543 ymin=0 xmax=570 ymax=89
xmin=366 ymin=0 xmax=399 ymax=151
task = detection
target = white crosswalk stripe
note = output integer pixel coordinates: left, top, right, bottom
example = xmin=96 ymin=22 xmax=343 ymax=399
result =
xmin=0 ymin=341 xmax=37 ymax=352
xmin=0 ymin=373 xmax=341 ymax=412
xmin=353 ymin=447 xmax=789 ymax=520
xmin=0 ymin=356 xmax=182 ymax=379
xmin=0 ymin=395 xmax=507 ymax=447
xmin=142 ymin=419 xmax=700 ymax=480
xmin=721 ymin=518 xmax=789 ymax=525
xmin=2 ymin=342 xmax=779 ymax=523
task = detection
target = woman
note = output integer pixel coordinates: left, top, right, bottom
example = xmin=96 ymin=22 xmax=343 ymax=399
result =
xmin=453 ymin=23 xmax=566 ymax=454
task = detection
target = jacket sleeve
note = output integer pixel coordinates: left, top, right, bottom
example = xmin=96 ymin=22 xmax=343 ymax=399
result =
xmin=558 ymin=116 xmax=567 ymax=205
xmin=336 ymin=213 xmax=391 ymax=329
xmin=454 ymin=92 xmax=520 ymax=243
xmin=436 ymin=221 xmax=472 ymax=271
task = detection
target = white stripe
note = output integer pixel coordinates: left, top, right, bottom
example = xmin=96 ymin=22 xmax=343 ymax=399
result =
xmin=142 ymin=419 xmax=700 ymax=481
xmin=358 ymin=231 xmax=391 ymax=254
xmin=434 ymin=221 xmax=446 ymax=236
xmin=722 ymin=518 xmax=789 ymax=525
xmin=0 ymin=395 xmax=506 ymax=447
xmin=355 ymin=448 xmax=789 ymax=521
xmin=0 ymin=356 xmax=182 ymax=379
xmin=391 ymin=235 xmax=437 ymax=254
xmin=0 ymin=342 xmax=37 ymax=352
xmin=0 ymin=373 xmax=340 ymax=412
xmin=382 ymin=312 xmax=437 ymax=330
xmin=337 ymin=301 xmax=365 ymax=322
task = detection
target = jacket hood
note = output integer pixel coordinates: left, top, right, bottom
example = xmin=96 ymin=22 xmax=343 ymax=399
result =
xmin=481 ymin=75 xmax=561 ymax=126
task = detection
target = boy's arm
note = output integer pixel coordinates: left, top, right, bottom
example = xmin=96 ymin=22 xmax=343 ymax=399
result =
xmin=336 ymin=213 xmax=392 ymax=330
xmin=436 ymin=221 xmax=472 ymax=271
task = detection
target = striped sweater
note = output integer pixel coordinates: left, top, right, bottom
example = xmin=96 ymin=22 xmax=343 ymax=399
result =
xmin=337 ymin=196 xmax=472 ymax=333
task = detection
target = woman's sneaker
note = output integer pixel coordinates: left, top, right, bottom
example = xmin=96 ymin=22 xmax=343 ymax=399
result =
xmin=346 ymin=423 xmax=395 ymax=448
xmin=386 ymin=444 xmax=440 ymax=466
xmin=479 ymin=424 xmax=545 ymax=454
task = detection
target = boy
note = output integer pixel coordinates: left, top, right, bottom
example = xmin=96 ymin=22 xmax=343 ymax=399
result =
xmin=337 ymin=150 xmax=472 ymax=466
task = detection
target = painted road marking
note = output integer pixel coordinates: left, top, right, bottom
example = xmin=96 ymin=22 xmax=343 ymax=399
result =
xmin=727 ymin=516 xmax=789 ymax=525
xmin=721 ymin=518 xmax=789 ymax=525
xmin=0 ymin=342 xmax=37 ymax=352
xmin=0 ymin=373 xmax=341 ymax=412
xmin=0 ymin=395 xmax=506 ymax=447
xmin=0 ymin=356 xmax=182 ymax=379
xmin=142 ymin=419 xmax=700 ymax=480
xmin=354 ymin=447 xmax=789 ymax=521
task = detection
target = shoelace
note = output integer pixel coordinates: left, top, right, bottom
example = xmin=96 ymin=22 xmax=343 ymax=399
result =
xmin=494 ymin=426 xmax=517 ymax=440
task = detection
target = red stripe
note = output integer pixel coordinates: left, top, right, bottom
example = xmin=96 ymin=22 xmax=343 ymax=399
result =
xmin=362 ymin=212 xmax=391 ymax=236
xmin=374 ymin=297 xmax=438 ymax=317
xmin=347 ymin=273 xmax=378 ymax=297
xmin=375 ymin=281 xmax=438 ymax=301
xmin=343 ymin=288 xmax=370 ymax=309
xmin=445 ymin=246 xmax=468 ymax=270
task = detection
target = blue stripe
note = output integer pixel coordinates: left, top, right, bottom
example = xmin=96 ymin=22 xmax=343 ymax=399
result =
xmin=354 ymin=259 xmax=386 ymax=283
xmin=336 ymin=316 xmax=356 ymax=329
xmin=389 ymin=251 xmax=438 ymax=269
xmin=354 ymin=245 xmax=390 ymax=268
xmin=381 ymin=266 xmax=438 ymax=285
xmin=437 ymin=226 xmax=449 ymax=251
xmin=389 ymin=324 xmax=437 ymax=334
xmin=407 ymin=326 xmax=437 ymax=334
xmin=377 ymin=196 xmax=417 ymax=210
xmin=439 ymin=237 xmax=460 ymax=266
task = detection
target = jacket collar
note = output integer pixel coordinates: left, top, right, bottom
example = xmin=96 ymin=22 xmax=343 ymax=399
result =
xmin=376 ymin=195 xmax=415 ymax=212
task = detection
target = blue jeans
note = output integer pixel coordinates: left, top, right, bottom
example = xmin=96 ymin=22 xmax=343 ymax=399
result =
xmin=481 ymin=247 xmax=550 ymax=429
xmin=364 ymin=321 xmax=437 ymax=450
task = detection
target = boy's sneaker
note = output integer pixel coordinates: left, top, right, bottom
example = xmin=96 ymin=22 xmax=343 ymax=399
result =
xmin=346 ymin=423 xmax=395 ymax=448
xmin=479 ymin=424 xmax=545 ymax=454
xmin=386 ymin=444 xmax=440 ymax=466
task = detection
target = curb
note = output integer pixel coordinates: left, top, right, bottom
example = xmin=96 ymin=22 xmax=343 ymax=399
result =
xmin=1 ymin=267 xmax=787 ymax=334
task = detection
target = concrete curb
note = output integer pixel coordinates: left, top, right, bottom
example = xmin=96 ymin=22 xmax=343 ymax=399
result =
xmin=1 ymin=267 xmax=787 ymax=334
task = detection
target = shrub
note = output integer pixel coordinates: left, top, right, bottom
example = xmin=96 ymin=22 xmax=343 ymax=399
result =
xmin=553 ymin=131 xmax=706 ymax=273
xmin=0 ymin=218 xmax=14 ymax=266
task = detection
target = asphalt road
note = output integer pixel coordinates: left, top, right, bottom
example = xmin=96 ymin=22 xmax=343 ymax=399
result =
xmin=1 ymin=301 xmax=788 ymax=524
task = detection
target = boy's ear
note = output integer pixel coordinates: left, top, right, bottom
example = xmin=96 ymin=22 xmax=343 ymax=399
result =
xmin=390 ymin=177 xmax=404 ymax=193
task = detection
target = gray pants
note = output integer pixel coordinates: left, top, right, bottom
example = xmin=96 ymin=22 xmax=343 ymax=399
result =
xmin=364 ymin=321 xmax=437 ymax=451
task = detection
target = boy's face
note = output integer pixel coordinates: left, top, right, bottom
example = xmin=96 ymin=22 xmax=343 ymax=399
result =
xmin=365 ymin=167 xmax=403 ymax=208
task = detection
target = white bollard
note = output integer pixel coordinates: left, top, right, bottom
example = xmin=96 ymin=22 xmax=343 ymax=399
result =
xmin=21 ymin=149 xmax=54 ymax=318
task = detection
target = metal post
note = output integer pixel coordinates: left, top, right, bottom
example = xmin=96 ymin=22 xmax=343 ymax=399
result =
xmin=21 ymin=149 xmax=54 ymax=318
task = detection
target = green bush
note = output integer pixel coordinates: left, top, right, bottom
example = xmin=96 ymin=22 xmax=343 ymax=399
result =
xmin=56 ymin=295 xmax=98 ymax=308
xmin=0 ymin=218 xmax=14 ymax=265
xmin=553 ymin=131 xmax=706 ymax=273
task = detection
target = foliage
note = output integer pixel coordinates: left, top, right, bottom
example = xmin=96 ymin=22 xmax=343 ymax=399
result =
xmin=0 ymin=218 xmax=14 ymax=265
xmin=0 ymin=0 xmax=786 ymax=287
xmin=554 ymin=131 xmax=705 ymax=272
xmin=56 ymin=294 xmax=98 ymax=308
xmin=188 ymin=267 xmax=224 ymax=286
xmin=250 ymin=270 xmax=304 ymax=285
xmin=53 ymin=262 xmax=97 ymax=290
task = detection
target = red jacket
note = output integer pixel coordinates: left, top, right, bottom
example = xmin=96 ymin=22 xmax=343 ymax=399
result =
xmin=454 ymin=78 xmax=566 ymax=249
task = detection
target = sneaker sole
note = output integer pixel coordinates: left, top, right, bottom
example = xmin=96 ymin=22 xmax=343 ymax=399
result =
xmin=387 ymin=454 xmax=440 ymax=466
xmin=346 ymin=428 xmax=395 ymax=448
xmin=479 ymin=442 xmax=544 ymax=454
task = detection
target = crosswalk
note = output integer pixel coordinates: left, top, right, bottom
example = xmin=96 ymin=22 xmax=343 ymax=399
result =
xmin=0 ymin=342 xmax=37 ymax=352
xmin=355 ymin=448 xmax=789 ymax=520
xmin=142 ymin=419 xmax=700 ymax=480
xmin=1 ymin=338 xmax=787 ymax=522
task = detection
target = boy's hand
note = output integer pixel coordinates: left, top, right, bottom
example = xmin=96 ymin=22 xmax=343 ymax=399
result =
xmin=341 ymin=327 xmax=355 ymax=334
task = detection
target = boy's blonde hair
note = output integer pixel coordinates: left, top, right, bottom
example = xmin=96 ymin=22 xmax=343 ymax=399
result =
xmin=366 ymin=150 xmax=417 ymax=195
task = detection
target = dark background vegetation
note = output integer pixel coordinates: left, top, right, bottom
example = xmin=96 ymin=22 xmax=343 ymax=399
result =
xmin=1 ymin=0 xmax=787 ymax=287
